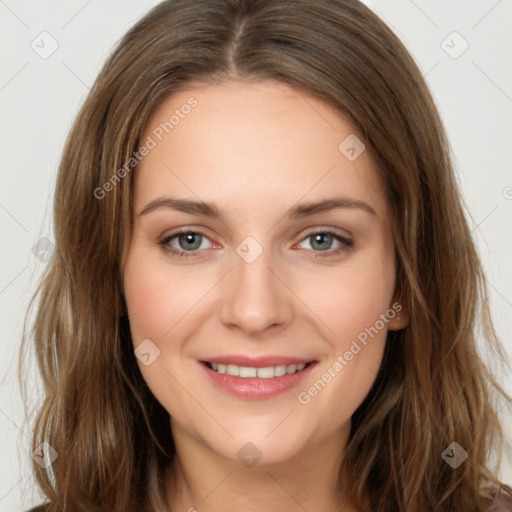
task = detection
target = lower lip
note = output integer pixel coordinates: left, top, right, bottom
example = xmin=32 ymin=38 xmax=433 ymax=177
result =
xmin=199 ymin=361 xmax=317 ymax=399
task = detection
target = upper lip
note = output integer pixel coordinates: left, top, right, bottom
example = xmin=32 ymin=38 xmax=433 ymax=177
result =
xmin=200 ymin=355 xmax=317 ymax=368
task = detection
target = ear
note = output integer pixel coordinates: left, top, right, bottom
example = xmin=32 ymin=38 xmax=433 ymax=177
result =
xmin=387 ymin=288 xmax=409 ymax=331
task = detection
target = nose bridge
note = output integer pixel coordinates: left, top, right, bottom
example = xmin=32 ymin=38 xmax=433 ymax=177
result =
xmin=219 ymin=238 xmax=293 ymax=335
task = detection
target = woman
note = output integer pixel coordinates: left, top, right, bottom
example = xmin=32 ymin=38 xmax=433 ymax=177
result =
xmin=20 ymin=0 xmax=512 ymax=510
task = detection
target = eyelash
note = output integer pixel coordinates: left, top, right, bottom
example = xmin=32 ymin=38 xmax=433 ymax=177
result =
xmin=158 ymin=229 xmax=353 ymax=259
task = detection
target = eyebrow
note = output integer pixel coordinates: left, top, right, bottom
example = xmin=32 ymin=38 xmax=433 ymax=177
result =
xmin=137 ymin=196 xmax=377 ymax=219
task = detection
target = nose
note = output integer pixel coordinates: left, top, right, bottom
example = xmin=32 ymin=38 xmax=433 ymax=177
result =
xmin=219 ymin=246 xmax=294 ymax=337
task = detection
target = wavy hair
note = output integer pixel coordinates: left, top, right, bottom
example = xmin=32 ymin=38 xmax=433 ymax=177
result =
xmin=19 ymin=0 xmax=511 ymax=510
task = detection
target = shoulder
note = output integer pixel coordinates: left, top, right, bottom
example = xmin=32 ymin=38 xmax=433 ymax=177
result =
xmin=480 ymin=485 xmax=512 ymax=511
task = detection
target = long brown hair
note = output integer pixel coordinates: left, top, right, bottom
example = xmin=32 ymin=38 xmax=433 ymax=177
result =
xmin=19 ymin=0 xmax=511 ymax=510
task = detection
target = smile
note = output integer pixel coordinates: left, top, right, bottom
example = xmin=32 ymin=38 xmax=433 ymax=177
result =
xmin=199 ymin=359 xmax=318 ymax=399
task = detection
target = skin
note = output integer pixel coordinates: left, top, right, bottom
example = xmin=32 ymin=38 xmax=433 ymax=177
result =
xmin=123 ymin=79 xmax=409 ymax=512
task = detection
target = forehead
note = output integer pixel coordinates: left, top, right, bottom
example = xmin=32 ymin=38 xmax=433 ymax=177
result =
xmin=135 ymin=79 xmax=387 ymax=219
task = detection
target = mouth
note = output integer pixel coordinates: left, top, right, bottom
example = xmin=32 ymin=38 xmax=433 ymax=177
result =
xmin=201 ymin=360 xmax=316 ymax=378
xmin=198 ymin=358 xmax=318 ymax=400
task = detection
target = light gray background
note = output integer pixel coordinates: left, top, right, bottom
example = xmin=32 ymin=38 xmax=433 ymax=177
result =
xmin=1 ymin=1 xmax=511 ymax=510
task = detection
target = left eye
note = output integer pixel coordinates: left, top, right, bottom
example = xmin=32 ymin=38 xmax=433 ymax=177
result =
xmin=296 ymin=231 xmax=353 ymax=256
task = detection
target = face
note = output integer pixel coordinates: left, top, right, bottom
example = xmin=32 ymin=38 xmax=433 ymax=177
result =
xmin=123 ymin=79 xmax=407 ymax=466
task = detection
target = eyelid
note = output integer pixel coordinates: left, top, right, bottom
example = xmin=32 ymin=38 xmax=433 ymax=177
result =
xmin=297 ymin=226 xmax=352 ymax=241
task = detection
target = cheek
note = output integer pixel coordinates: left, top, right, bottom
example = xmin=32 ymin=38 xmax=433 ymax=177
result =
xmin=122 ymin=248 xmax=203 ymax=416
xmin=123 ymin=248 xmax=205 ymax=343
xmin=293 ymin=247 xmax=395 ymax=410
xmin=299 ymin=247 xmax=396 ymax=345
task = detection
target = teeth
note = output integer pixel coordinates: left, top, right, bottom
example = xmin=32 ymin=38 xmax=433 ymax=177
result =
xmin=209 ymin=362 xmax=308 ymax=378
xmin=286 ymin=364 xmax=297 ymax=374
xmin=239 ymin=366 xmax=257 ymax=378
